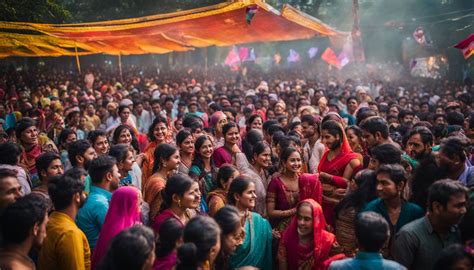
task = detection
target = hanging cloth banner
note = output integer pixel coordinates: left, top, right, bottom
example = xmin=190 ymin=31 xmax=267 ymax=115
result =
xmin=454 ymin=34 xmax=474 ymax=59
xmin=321 ymin=47 xmax=340 ymax=69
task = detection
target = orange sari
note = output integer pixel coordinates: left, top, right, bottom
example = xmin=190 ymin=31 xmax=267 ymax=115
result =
xmin=143 ymin=173 xmax=166 ymax=221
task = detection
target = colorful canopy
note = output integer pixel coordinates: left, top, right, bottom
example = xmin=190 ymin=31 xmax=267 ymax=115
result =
xmin=0 ymin=0 xmax=347 ymax=58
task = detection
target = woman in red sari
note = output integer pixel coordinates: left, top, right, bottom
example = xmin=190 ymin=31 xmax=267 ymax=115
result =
xmin=278 ymin=199 xmax=341 ymax=270
xmin=142 ymin=116 xmax=170 ymax=186
xmin=318 ymin=119 xmax=362 ymax=227
xmin=267 ymin=147 xmax=322 ymax=235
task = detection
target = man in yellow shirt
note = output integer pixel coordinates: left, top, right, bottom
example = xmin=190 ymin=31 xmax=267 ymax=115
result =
xmin=38 ymin=173 xmax=91 ymax=270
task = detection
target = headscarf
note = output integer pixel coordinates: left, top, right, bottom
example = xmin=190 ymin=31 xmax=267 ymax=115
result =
xmin=210 ymin=111 xmax=226 ymax=128
xmin=92 ymin=186 xmax=142 ymax=269
xmin=281 ymin=199 xmax=336 ymax=270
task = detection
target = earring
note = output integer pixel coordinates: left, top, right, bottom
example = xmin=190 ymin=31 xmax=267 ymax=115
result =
xmin=163 ymin=163 xmax=167 ymax=168
xmin=178 ymin=200 xmax=181 ymax=208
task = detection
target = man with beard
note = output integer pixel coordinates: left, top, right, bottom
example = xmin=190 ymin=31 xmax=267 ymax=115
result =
xmin=0 ymin=194 xmax=50 ymax=269
xmin=68 ymin=140 xmax=97 ymax=194
xmin=392 ymin=180 xmax=468 ymax=270
xmin=301 ymin=115 xmax=325 ymax=174
xmin=38 ymin=173 xmax=91 ymax=270
xmin=437 ymin=136 xmax=474 ymax=187
xmin=77 ymin=156 xmax=121 ymax=251
xmin=407 ymin=127 xmax=442 ymax=210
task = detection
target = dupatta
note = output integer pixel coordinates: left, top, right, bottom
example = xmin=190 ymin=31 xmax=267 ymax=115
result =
xmin=281 ymin=199 xmax=336 ymax=270
xmin=230 ymin=212 xmax=273 ymax=270
xmin=92 ymin=186 xmax=142 ymax=269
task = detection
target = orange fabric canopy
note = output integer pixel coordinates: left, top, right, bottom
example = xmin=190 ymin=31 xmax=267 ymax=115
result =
xmin=0 ymin=0 xmax=347 ymax=57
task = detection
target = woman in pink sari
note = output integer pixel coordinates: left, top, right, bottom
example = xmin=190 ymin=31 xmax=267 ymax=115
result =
xmin=267 ymin=147 xmax=322 ymax=235
xmin=92 ymin=186 xmax=142 ymax=269
xmin=278 ymin=199 xmax=341 ymax=270
xmin=318 ymin=119 xmax=362 ymax=227
xmin=213 ymin=122 xmax=241 ymax=168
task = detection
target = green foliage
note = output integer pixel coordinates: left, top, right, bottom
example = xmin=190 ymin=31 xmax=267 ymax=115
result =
xmin=0 ymin=0 xmax=71 ymax=23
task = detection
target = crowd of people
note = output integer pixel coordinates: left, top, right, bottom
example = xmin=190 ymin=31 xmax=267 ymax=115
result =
xmin=0 ymin=61 xmax=473 ymax=270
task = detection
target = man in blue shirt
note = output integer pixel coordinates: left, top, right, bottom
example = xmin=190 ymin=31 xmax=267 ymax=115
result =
xmin=329 ymin=212 xmax=406 ymax=270
xmin=76 ymin=155 xmax=121 ymax=250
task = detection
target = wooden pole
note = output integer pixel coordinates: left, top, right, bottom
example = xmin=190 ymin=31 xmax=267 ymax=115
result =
xmin=118 ymin=53 xmax=123 ymax=82
xmin=74 ymin=44 xmax=81 ymax=73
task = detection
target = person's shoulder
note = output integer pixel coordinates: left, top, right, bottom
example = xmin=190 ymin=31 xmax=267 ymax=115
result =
xmin=362 ymin=198 xmax=382 ymax=212
xmin=399 ymin=216 xmax=425 ymax=233
xmin=328 ymin=258 xmax=354 ymax=269
xmin=381 ymin=258 xmax=407 ymax=269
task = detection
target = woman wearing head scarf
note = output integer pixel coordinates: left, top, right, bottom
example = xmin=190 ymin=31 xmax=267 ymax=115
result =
xmin=278 ymin=199 xmax=340 ymax=270
xmin=91 ymin=186 xmax=142 ymax=269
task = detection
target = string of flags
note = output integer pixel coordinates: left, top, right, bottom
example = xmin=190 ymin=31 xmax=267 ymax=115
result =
xmin=224 ymin=44 xmax=354 ymax=70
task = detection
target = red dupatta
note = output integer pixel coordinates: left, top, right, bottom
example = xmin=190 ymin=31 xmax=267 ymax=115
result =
xmin=299 ymin=173 xmax=322 ymax=204
xmin=281 ymin=199 xmax=336 ymax=270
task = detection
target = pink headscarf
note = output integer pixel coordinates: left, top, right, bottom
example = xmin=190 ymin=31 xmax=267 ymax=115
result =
xmin=91 ymin=186 xmax=142 ymax=269
xmin=210 ymin=111 xmax=226 ymax=128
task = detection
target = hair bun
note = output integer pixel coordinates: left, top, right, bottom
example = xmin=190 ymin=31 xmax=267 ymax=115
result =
xmin=177 ymin=242 xmax=198 ymax=267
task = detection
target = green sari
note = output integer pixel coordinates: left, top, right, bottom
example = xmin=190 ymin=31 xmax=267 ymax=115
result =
xmin=230 ymin=212 xmax=272 ymax=270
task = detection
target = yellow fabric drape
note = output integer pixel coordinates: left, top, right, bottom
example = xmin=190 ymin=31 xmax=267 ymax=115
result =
xmin=0 ymin=0 xmax=348 ymax=58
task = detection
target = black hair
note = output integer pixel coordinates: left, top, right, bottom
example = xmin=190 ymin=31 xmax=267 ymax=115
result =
xmin=109 ymin=144 xmax=130 ymax=164
xmin=67 ymin=139 xmax=92 ymax=167
xmin=356 ymin=109 xmax=377 ymax=126
xmin=148 ymin=116 xmax=168 ymax=141
xmin=36 ymin=152 xmax=61 ymax=180
xmin=227 ymin=176 xmax=253 ymax=205
xmin=301 ymin=114 xmax=318 ymax=127
xmin=398 ymin=109 xmax=415 ymax=120
xmin=355 ymin=211 xmax=389 ymax=252
xmin=214 ymin=206 xmax=241 ymax=269
xmin=360 ymin=116 xmax=389 ymax=139
xmin=263 ymin=120 xmax=278 ymax=133
xmin=428 ymin=179 xmax=468 ymax=211
xmin=1 ymin=193 xmax=49 ymax=245
xmin=251 ymin=141 xmax=270 ymax=164
xmin=432 ymin=124 xmax=448 ymax=139
xmin=246 ymin=114 xmax=263 ymax=131
xmin=376 ymin=164 xmax=407 ymax=185
xmin=112 ymin=125 xmax=140 ymax=153
xmin=100 ymin=225 xmax=155 ymax=270
xmin=182 ymin=115 xmax=202 ymax=129
xmin=222 ymin=122 xmax=239 ymax=137
xmin=156 ymin=218 xmax=184 ymax=258
xmin=63 ymin=167 xmax=88 ymax=180
xmin=346 ymin=125 xmax=363 ymax=141
xmin=58 ymin=128 xmax=76 ymax=147
xmin=335 ymin=169 xmax=377 ymax=214
xmin=242 ymin=129 xmax=264 ymax=161
xmin=190 ymin=135 xmax=215 ymax=177
xmin=15 ymin=117 xmax=36 ymax=140
xmin=440 ymin=136 xmax=469 ymax=163
xmin=176 ymin=129 xmax=193 ymax=146
xmin=371 ymin=144 xmax=402 ymax=165
xmin=268 ymin=125 xmax=285 ymax=137
xmin=446 ymin=112 xmax=465 ymax=126
xmin=88 ymin=155 xmax=117 ymax=185
xmin=280 ymin=147 xmax=299 ymax=164
xmin=48 ymin=174 xmax=85 ymax=211
xmin=215 ymin=165 xmax=238 ymax=189
xmin=88 ymin=129 xmax=107 ymax=145
xmin=279 ymin=135 xmax=301 ymax=150
xmin=0 ymin=142 xmax=22 ymax=165
xmin=459 ymin=203 xmax=474 ymax=242
xmin=152 ymin=144 xmax=178 ymax=173
xmin=433 ymin=244 xmax=474 ymax=270
xmin=321 ymin=120 xmax=343 ymax=144
xmin=407 ymin=126 xmax=434 ymax=146
xmin=177 ymin=216 xmax=221 ymax=270
xmin=160 ymin=174 xmax=194 ymax=212
xmin=118 ymin=105 xmax=131 ymax=115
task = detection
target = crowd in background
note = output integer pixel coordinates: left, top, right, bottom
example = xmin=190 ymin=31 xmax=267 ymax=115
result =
xmin=0 ymin=61 xmax=473 ymax=270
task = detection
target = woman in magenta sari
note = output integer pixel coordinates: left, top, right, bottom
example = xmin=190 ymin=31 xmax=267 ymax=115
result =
xmin=278 ymin=199 xmax=340 ymax=270
xmin=152 ymin=174 xmax=200 ymax=234
xmin=318 ymin=119 xmax=362 ymax=227
xmin=213 ymin=122 xmax=241 ymax=168
xmin=267 ymin=147 xmax=322 ymax=235
xmin=92 ymin=186 xmax=142 ymax=269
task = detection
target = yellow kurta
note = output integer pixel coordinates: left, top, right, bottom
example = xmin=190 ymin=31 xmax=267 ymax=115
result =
xmin=38 ymin=211 xmax=91 ymax=270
